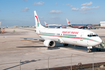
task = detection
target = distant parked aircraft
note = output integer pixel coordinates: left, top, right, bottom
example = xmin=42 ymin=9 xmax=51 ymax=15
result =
xmin=66 ymin=19 xmax=93 ymax=29
xmin=66 ymin=18 xmax=71 ymax=27
xmin=44 ymin=21 xmax=48 ymax=27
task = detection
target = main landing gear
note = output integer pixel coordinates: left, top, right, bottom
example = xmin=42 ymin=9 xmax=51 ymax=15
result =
xmin=63 ymin=44 xmax=68 ymax=46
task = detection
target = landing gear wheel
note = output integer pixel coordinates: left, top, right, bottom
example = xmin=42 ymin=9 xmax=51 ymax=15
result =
xmin=87 ymin=46 xmax=92 ymax=53
xmin=63 ymin=44 xmax=68 ymax=46
xmin=47 ymin=47 xmax=53 ymax=50
xmin=87 ymin=50 xmax=91 ymax=53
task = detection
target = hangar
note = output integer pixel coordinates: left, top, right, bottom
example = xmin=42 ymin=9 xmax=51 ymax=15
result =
xmin=100 ymin=21 xmax=105 ymax=27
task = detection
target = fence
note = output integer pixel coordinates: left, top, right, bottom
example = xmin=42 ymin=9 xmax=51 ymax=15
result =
xmin=1 ymin=52 xmax=105 ymax=70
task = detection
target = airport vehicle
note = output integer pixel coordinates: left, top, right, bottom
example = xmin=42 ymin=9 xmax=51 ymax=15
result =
xmin=34 ymin=11 xmax=102 ymax=52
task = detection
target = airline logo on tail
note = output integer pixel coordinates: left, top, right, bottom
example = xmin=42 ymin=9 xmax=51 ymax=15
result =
xmin=66 ymin=18 xmax=70 ymax=25
xmin=44 ymin=21 xmax=47 ymax=26
xmin=45 ymin=24 xmax=47 ymax=26
xmin=68 ymin=21 xmax=70 ymax=25
xmin=34 ymin=11 xmax=45 ymax=28
xmin=35 ymin=15 xmax=39 ymax=27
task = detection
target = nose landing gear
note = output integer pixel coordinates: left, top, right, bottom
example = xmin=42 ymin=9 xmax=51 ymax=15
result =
xmin=87 ymin=49 xmax=91 ymax=53
xmin=87 ymin=46 xmax=92 ymax=53
xmin=99 ymin=41 xmax=105 ymax=48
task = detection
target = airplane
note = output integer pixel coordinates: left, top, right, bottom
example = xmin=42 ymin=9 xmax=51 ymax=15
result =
xmin=44 ymin=21 xmax=63 ymax=28
xmin=34 ymin=11 xmax=102 ymax=52
xmin=66 ymin=18 xmax=71 ymax=27
xmin=4 ymin=11 xmax=102 ymax=53
xmin=66 ymin=19 xmax=94 ymax=29
xmin=44 ymin=21 xmax=48 ymax=27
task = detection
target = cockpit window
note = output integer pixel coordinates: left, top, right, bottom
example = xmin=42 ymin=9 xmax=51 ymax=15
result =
xmin=88 ymin=34 xmax=98 ymax=37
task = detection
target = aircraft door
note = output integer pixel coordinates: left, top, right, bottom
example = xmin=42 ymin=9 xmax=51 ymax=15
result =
xmin=79 ymin=32 xmax=87 ymax=46
xmin=80 ymin=32 xmax=84 ymax=41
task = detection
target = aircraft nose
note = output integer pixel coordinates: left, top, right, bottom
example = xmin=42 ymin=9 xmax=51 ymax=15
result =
xmin=98 ymin=38 xmax=102 ymax=44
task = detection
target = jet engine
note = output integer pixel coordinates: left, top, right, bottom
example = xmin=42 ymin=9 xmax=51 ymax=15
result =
xmin=44 ymin=40 xmax=55 ymax=47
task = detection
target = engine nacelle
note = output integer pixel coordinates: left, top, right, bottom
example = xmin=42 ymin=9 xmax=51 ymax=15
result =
xmin=44 ymin=40 xmax=55 ymax=47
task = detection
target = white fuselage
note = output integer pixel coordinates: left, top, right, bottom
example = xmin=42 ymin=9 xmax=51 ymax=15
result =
xmin=34 ymin=11 xmax=102 ymax=49
xmin=36 ymin=28 xmax=102 ymax=47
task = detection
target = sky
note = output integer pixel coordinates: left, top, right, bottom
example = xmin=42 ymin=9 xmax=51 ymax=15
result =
xmin=0 ymin=0 xmax=105 ymax=27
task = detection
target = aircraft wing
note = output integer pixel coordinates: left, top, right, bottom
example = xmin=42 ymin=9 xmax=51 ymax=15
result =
xmin=4 ymin=36 xmax=44 ymax=41
xmin=4 ymin=36 xmax=61 ymax=43
xmin=19 ymin=28 xmax=36 ymax=31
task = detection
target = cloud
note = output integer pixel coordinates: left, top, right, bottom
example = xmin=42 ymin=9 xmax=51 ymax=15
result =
xmin=81 ymin=6 xmax=99 ymax=11
xmin=51 ymin=16 xmax=59 ymax=19
xmin=33 ymin=1 xmax=44 ymax=5
xmin=23 ymin=0 xmax=28 ymax=1
xmin=66 ymin=4 xmax=70 ymax=6
xmin=39 ymin=17 xmax=43 ymax=19
xmin=70 ymin=5 xmax=73 ymax=7
xmin=55 ymin=3 xmax=58 ymax=5
xmin=50 ymin=10 xmax=62 ymax=14
xmin=92 ymin=6 xmax=100 ymax=9
xmin=71 ymin=8 xmax=79 ymax=11
xmin=80 ymin=11 xmax=94 ymax=14
xmin=81 ymin=2 xmax=92 ymax=6
xmin=21 ymin=7 xmax=30 ymax=12
xmin=63 ymin=4 xmax=73 ymax=7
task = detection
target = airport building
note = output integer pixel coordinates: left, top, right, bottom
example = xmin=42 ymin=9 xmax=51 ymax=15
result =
xmin=100 ymin=21 xmax=105 ymax=27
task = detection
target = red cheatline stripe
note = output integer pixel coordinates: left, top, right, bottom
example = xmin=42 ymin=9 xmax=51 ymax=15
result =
xmin=39 ymin=34 xmax=99 ymax=43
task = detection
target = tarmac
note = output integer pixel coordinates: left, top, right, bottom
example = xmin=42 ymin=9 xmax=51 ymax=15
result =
xmin=0 ymin=28 xmax=105 ymax=70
